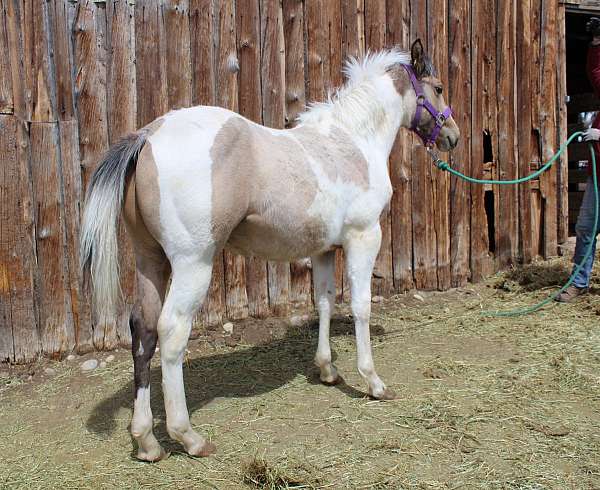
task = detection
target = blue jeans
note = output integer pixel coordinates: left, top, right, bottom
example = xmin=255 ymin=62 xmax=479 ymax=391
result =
xmin=572 ymin=176 xmax=600 ymax=288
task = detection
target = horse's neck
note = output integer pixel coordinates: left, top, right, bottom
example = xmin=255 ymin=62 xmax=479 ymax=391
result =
xmin=345 ymin=77 xmax=404 ymax=165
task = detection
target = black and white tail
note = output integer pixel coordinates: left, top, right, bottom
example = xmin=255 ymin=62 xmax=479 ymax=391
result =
xmin=79 ymin=131 xmax=148 ymax=319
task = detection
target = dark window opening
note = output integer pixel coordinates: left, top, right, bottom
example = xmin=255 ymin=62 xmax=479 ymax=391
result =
xmin=565 ymin=10 xmax=600 ymax=236
xmin=484 ymin=190 xmax=496 ymax=253
xmin=483 ymin=130 xmax=494 ymax=164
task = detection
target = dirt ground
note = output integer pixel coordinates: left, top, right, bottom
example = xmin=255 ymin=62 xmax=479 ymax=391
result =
xmin=1 ymin=251 xmax=600 ymax=489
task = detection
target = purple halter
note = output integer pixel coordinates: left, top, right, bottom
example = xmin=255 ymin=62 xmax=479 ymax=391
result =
xmin=402 ymin=64 xmax=452 ymax=148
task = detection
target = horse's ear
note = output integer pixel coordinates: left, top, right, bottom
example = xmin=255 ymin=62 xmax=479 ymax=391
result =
xmin=411 ymin=39 xmax=426 ymax=78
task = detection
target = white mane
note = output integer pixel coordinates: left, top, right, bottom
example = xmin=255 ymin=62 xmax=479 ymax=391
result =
xmin=297 ymin=48 xmax=411 ymax=136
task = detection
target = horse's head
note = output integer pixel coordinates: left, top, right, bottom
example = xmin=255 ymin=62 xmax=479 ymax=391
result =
xmin=393 ymin=39 xmax=460 ymax=152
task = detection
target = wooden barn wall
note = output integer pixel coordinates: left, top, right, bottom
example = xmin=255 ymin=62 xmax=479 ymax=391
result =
xmin=0 ymin=0 xmax=567 ymax=363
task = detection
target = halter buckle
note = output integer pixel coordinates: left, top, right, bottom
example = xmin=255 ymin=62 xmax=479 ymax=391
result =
xmin=435 ymin=113 xmax=447 ymax=126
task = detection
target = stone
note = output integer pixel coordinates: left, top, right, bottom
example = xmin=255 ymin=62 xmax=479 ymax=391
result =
xmin=371 ymin=295 xmax=384 ymax=303
xmin=413 ymin=293 xmax=425 ymax=302
xmin=44 ymin=368 xmax=56 ymax=376
xmin=66 ymin=354 xmax=76 ymax=361
xmin=99 ymin=361 xmax=107 ymax=369
xmin=105 ymin=355 xmax=115 ymax=363
xmin=289 ymin=315 xmax=304 ymax=327
xmin=80 ymin=359 xmax=98 ymax=372
xmin=222 ymin=322 xmax=234 ymax=334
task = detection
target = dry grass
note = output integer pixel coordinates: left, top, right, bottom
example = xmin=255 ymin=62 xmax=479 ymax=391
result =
xmin=1 ymin=253 xmax=599 ymax=489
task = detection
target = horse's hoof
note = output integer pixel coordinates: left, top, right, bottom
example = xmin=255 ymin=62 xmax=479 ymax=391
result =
xmin=321 ymin=374 xmax=342 ymax=386
xmin=369 ymin=387 xmax=397 ymax=401
xmin=137 ymin=447 xmax=170 ymax=463
xmin=189 ymin=441 xmax=217 ymax=458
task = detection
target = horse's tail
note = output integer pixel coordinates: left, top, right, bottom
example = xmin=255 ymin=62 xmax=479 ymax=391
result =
xmin=80 ymin=131 xmax=147 ymax=320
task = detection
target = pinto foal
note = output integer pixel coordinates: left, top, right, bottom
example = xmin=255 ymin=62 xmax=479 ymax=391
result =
xmin=80 ymin=39 xmax=460 ymax=461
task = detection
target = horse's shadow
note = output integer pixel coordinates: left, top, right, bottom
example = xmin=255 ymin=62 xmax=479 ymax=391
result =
xmin=87 ymin=318 xmax=385 ymax=449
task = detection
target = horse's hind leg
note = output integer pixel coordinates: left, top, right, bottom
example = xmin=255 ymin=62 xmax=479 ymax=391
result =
xmin=130 ymin=251 xmax=170 ymax=461
xmin=158 ymin=254 xmax=217 ymax=457
xmin=312 ymin=251 xmax=339 ymax=384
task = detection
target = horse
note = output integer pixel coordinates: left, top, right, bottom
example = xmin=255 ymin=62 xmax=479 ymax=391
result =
xmin=80 ymin=39 xmax=460 ymax=461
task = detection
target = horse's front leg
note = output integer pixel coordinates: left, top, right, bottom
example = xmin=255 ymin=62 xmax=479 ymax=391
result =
xmin=343 ymin=225 xmax=396 ymax=400
xmin=157 ymin=257 xmax=217 ymax=457
xmin=311 ymin=251 xmax=339 ymax=384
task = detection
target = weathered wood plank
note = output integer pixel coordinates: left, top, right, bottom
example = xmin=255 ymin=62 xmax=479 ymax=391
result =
xmin=261 ymin=0 xmax=290 ymax=315
xmin=540 ymin=0 xmax=558 ymax=258
xmin=410 ymin=0 xmax=436 ymax=290
xmin=74 ymin=1 xmax=109 ymax=188
xmin=0 ymin=116 xmax=39 ymax=362
xmin=306 ymin=0 xmax=328 ymax=103
xmin=59 ymin=120 xmax=93 ymax=353
xmin=364 ymin=0 xmax=385 ymax=50
xmin=51 ymin=0 xmax=75 ymax=121
xmin=470 ymin=0 xmax=494 ymax=281
xmin=387 ymin=0 xmax=413 ymax=292
xmin=283 ymin=0 xmax=312 ymax=309
xmin=516 ymin=0 xmax=535 ymax=264
xmin=448 ymin=0 xmax=472 ymax=286
xmin=496 ymin=0 xmax=519 ymax=268
xmin=107 ymin=0 xmax=136 ymax=139
xmin=28 ymin=0 xmax=57 ymax=122
xmin=427 ymin=2 xmax=452 ymax=290
xmin=30 ymin=122 xmax=74 ymax=357
xmin=0 ymin=0 xmax=13 ymax=114
xmin=557 ymin=4 xmax=569 ymax=245
xmin=190 ymin=0 xmax=215 ymax=106
xmin=135 ymin=0 xmax=168 ymax=128
xmin=530 ymin=0 xmax=544 ymax=257
xmin=163 ymin=0 xmax=192 ymax=110
xmin=342 ymin=0 xmax=364 ymax=60
xmin=283 ymin=0 xmax=306 ymax=127
xmin=5 ymin=0 xmax=30 ymax=121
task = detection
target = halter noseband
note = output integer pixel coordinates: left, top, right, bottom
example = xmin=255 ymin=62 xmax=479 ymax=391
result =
xmin=402 ymin=64 xmax=452 ymax=148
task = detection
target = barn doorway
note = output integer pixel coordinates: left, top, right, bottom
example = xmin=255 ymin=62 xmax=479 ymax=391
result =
xmin=565 ymin=7 xmax=600 ymax=236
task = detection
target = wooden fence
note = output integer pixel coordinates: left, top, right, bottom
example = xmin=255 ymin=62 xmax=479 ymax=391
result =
xmin=0 ymin=0 xmax=567 ymax=363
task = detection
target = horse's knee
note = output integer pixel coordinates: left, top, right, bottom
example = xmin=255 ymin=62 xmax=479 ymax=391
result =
xmin=157 ymin=315 xmax=191 ymax=364
xmin=351 ymin=298 xmax=371 ymax=324
xmin=317 ymin=295 xmax=333 ymax=316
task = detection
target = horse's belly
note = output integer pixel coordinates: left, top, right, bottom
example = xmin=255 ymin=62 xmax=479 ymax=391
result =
xmin=226 ymin=214 xmax=331 ymax=261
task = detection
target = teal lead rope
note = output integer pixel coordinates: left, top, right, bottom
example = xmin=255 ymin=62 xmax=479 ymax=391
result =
xmin=429 ymin=131 xmax=599 ymax=317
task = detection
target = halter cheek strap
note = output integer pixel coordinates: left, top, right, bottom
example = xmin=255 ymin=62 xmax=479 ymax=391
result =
xmin=402 ymin=64 xmax=452 ymax=147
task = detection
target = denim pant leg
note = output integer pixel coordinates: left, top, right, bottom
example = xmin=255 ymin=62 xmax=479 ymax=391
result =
xmin=572 ymin=176 xmax=600 ymax=288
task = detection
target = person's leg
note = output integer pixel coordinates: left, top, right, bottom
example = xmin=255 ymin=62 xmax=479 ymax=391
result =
xmin=572 ymin=176 xmax=599 ymax=289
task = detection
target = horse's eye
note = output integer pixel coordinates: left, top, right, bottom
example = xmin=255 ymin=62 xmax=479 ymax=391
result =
xmin=435 ymin=86 xmax=443 ymax=95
